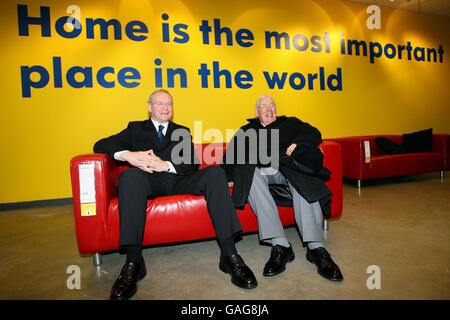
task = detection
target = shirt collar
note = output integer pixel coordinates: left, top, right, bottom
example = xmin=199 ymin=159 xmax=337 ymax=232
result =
xmin=150 ymin=118 xmax=169 ymax=131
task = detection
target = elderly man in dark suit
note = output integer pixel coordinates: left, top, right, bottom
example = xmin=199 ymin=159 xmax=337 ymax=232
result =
xmin=94 ymin=89 xmax=257 ymax=300
xmin=221 ymin=94 xmax=343 ymax=282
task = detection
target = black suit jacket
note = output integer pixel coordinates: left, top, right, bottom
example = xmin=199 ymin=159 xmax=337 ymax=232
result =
xmin=93 ymin=120 xmax=199 ymax=175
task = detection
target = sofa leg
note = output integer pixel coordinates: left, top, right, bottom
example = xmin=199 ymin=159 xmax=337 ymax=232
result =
xmin=322 ymin=219 xmax=329 ymax=231
xmin=357 ymin=180 xmax=361 ymax=188
xmin=93 ymin=253 xmax=102 ymax=266
xmin=441 ymin=171 xmax=444 ymax=182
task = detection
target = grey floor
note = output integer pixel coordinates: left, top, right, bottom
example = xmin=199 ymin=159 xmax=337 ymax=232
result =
xmin=0 ymin=172 xmax=449 ymax=300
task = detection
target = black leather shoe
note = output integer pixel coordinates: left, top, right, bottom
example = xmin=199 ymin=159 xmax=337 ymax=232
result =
xmin=306 ymin=247 xmax=343 ymax=282
xmin=219 ymin=254 xmax=258 ymax=289
xmin=110 ymin=258 xmax=147 ymax=300
xmin=263 ymin=245 xmax=295 ymax=277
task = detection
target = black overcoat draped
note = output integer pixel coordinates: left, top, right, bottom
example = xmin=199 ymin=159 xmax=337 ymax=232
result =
xmin=221 ymin=116 xmax=333 ymax=218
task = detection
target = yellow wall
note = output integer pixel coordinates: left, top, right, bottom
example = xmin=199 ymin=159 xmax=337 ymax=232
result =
xmin=0 ymin=0 xmax=449 ymax=203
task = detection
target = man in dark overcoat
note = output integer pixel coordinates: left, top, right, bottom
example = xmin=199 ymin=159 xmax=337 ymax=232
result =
xmin=221 ymin=94 xmax=343 ymax=281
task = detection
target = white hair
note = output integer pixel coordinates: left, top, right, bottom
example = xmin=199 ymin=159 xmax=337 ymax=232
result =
xmin=255 ymin=94 xmax=275 ymax=109
xmin=147 ymin=89 xmax=173 ymax=104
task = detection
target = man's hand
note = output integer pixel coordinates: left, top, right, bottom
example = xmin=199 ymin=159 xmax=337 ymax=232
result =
xmin=147 ymin=150 xmax=170 ymax=172
xmin=120 ymin=150 xmax=169 ymax=173
xmin=228 ymin=181 xmax=234 ymax=188
xmin=120 ymin=150 xmax=154 ymax=173
xmin=286 ymin=143 xmax=297 ymax=156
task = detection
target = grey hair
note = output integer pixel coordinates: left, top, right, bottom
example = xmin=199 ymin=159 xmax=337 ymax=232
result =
xmin=147 ymin=89 xmax=173 ymax=104
xmin=255 ymin=94 xmax=275 ymax=111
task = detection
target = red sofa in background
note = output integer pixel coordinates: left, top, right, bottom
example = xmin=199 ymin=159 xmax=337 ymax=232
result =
xmin=70 ymin=142 xmax=343 ymax=265
xmin=326 ymin=134 xmax=449 ymax=188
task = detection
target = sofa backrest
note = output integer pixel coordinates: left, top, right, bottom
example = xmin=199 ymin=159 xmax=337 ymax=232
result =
xmin=368 ymin=135 xmax=403 ymax=156
xmin=115 ymin=142 xmax=339 ymax=175
xmin=358 ymin=134 xmax=446 ymax=156
xmin=194 ymin=143 xmax=227 ymax=169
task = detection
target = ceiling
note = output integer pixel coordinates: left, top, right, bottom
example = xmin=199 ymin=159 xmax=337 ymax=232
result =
xmin=343 ymin=0 xmax=450 ymax=17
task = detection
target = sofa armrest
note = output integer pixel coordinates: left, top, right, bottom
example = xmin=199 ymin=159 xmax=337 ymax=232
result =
xmin=326 ymin=137 xmax=371 ymax=180
xmin=70 ymin=153 xmax=120 ymax=254
xmin=319 ymin=141 xmax=343 ymax=218
xmin=431 ymin=134 xmax=450 ymax=170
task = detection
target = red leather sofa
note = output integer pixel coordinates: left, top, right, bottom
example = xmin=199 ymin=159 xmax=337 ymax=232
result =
xmin=70 ymin=142 xmax=343 ymax=265
xmin=326 ymin=134 xmax=449 ymax=188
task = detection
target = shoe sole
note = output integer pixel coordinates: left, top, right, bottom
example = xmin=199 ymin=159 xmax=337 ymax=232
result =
xmin=219 ymin=262 xmax=258 ymax=289
xmin=306 ymin=253 xmax=343 ymax=282
xmin=263 ymin=253 xmax=295 ymax=277
xmin=110 ymin=287 xmax=137 ymax=300
xmin=110 ymin=267 xmax=147 ymax=300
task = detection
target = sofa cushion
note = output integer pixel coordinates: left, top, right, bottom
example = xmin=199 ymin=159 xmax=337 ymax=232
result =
xmin=401 ymin=128 xmax=433 ymax=153
xmin=369 ymin=152 xmax=443 ymax=180
xmin=374 ymin=137 xmax=404 ymax=154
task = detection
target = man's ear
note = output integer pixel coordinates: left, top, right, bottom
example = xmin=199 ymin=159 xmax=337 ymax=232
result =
xmin=147 ymin=103 xmax=152 ymax=119
xmin=147 ymin=103 xmax=153 ymax=116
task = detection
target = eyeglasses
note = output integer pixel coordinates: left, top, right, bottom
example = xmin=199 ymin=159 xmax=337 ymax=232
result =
xmin=153 ymin=101 xmax=173 ymax=107
xmin=258 ymin=103 xmax=276 ymax=109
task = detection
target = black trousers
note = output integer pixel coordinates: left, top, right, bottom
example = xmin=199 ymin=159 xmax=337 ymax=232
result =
xmin=117 ymin=166 xmax=242 ymax=254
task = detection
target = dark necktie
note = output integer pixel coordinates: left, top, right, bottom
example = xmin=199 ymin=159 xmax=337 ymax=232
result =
xmin=157 ymin=125 xmax=164 ymax=145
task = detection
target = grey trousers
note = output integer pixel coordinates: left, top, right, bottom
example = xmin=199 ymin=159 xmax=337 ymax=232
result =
xmin=247 ymin=168 xmax=324 ymax=244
